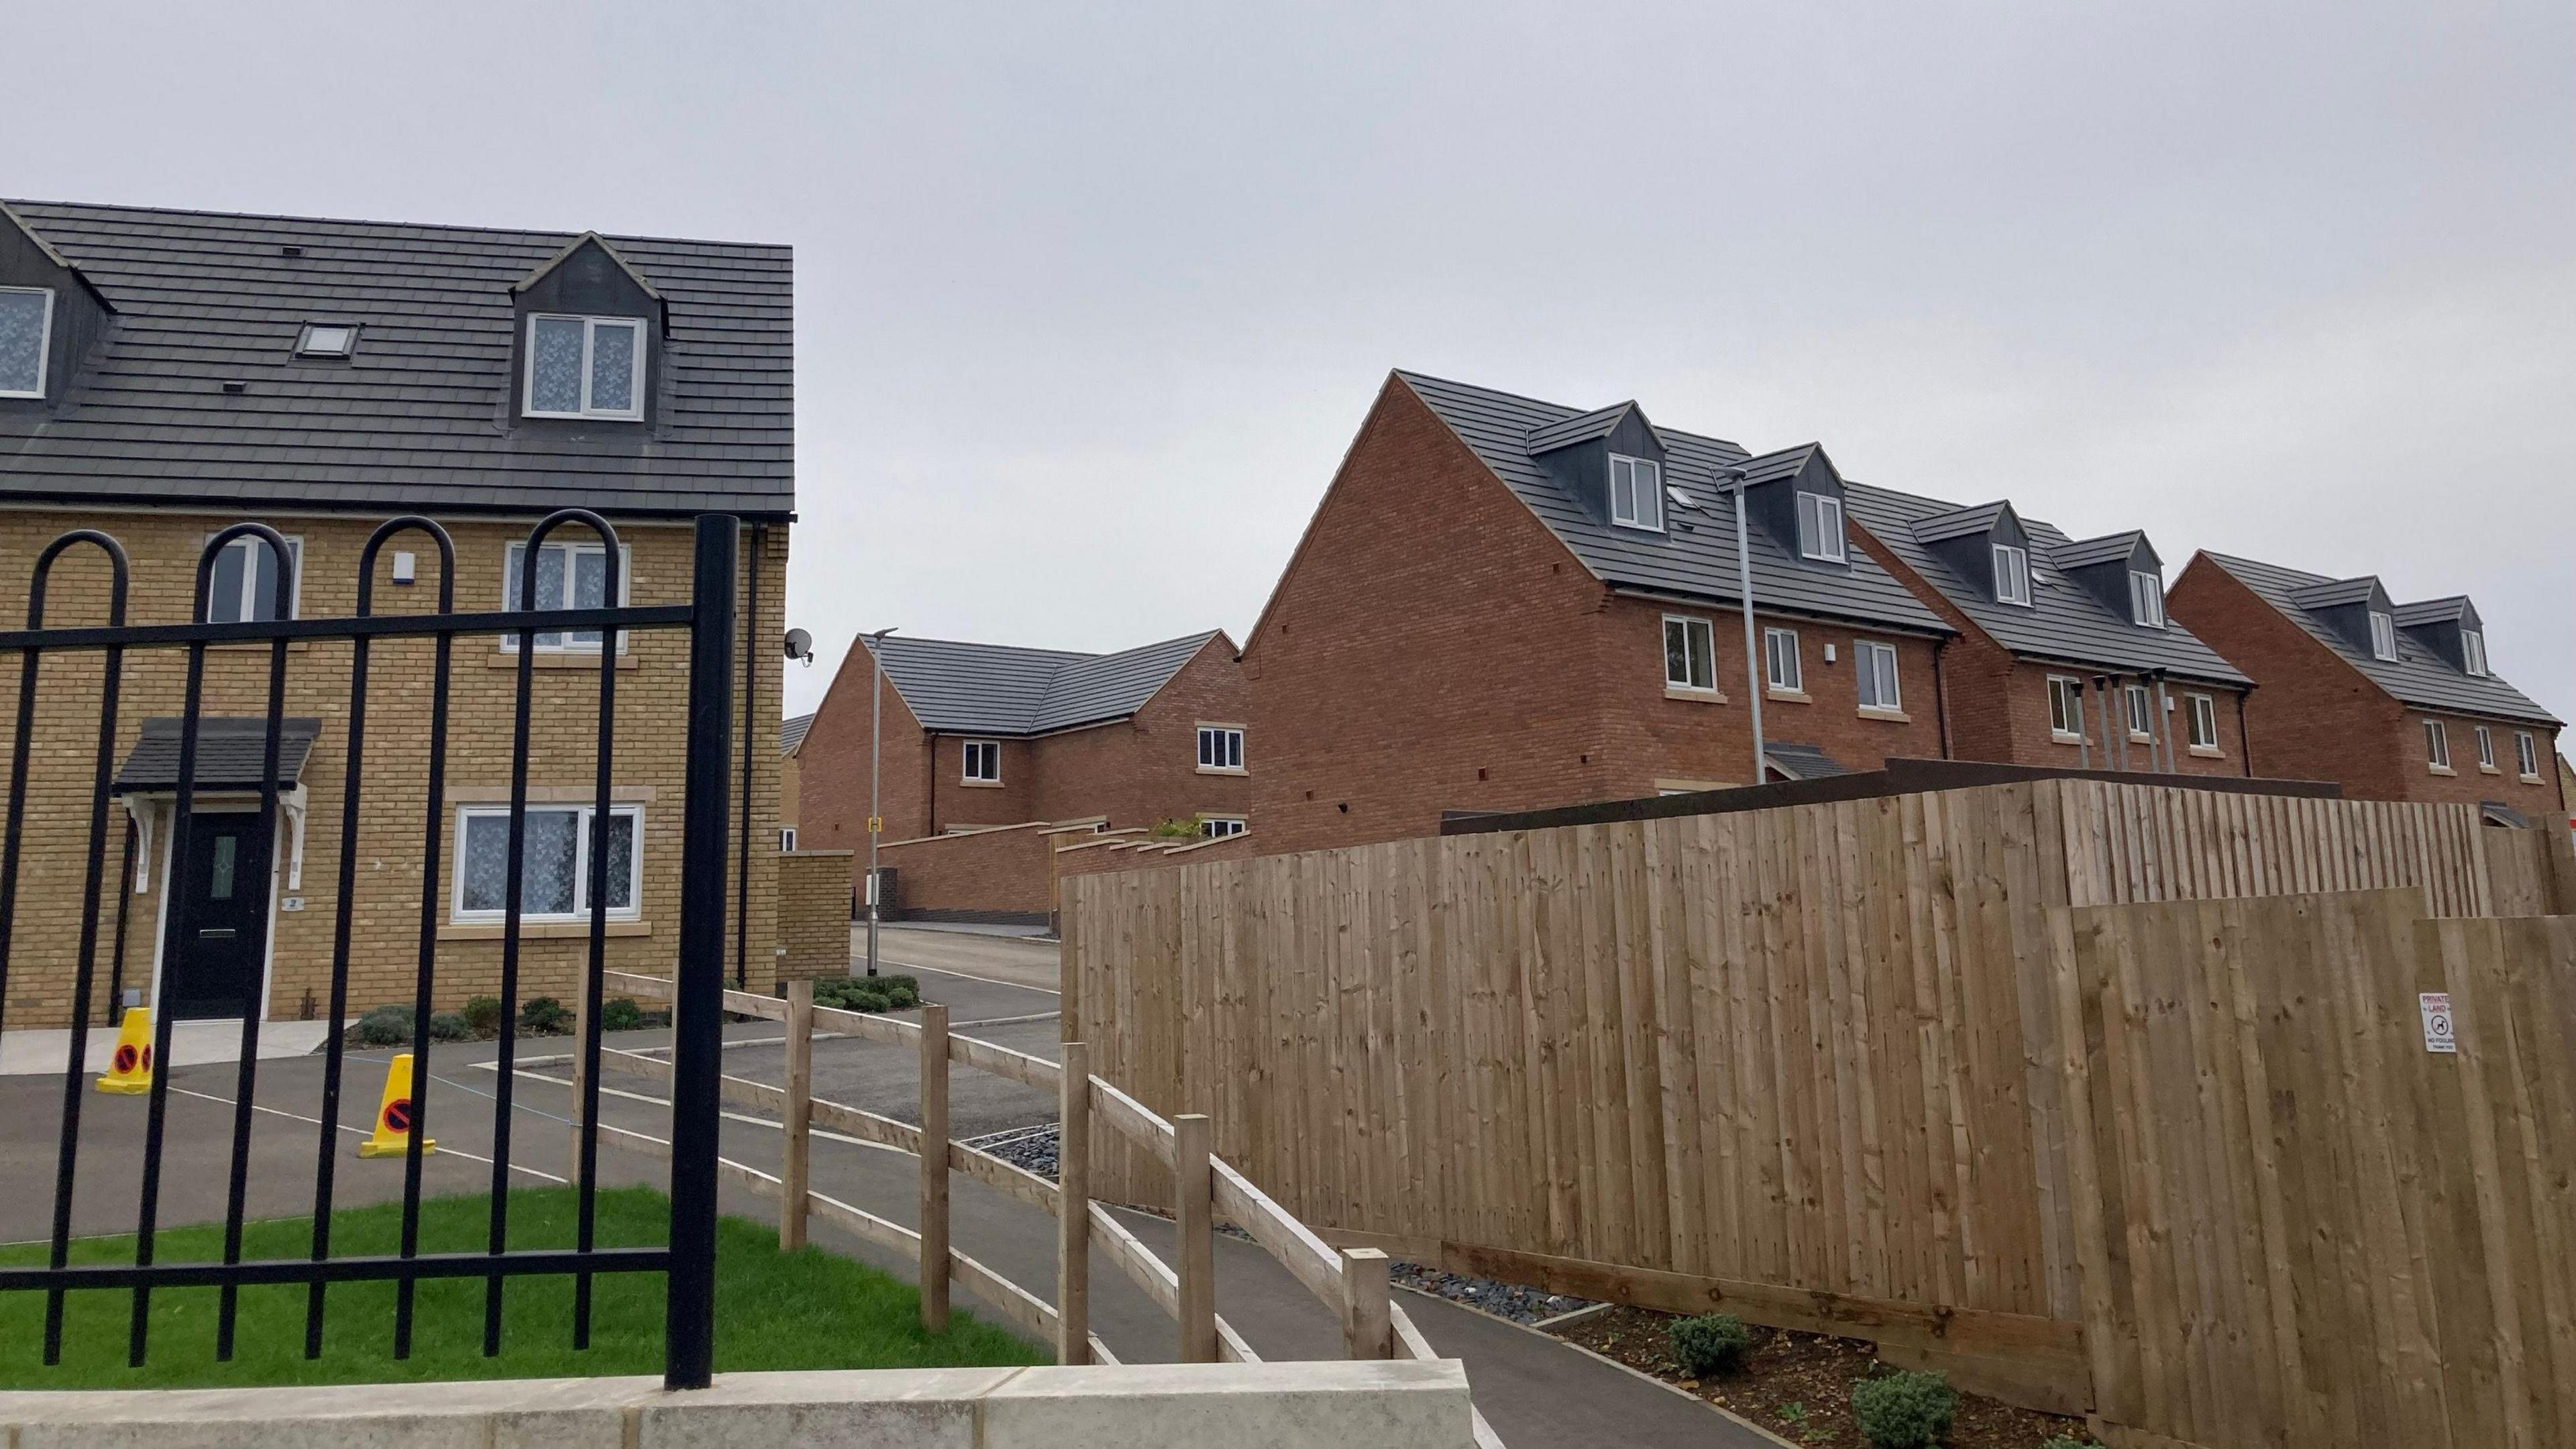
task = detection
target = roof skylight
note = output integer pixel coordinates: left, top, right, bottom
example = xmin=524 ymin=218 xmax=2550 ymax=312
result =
xmin=296 ymin=323 xmax=358 ymax=359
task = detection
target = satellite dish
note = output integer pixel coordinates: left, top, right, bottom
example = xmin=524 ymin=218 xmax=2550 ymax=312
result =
xmin=783 ymin=627 xmax=813 ymax=665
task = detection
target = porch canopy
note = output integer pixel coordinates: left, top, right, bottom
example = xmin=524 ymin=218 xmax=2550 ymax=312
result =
xmin=111 ymin=717 xmax=321 ymax=795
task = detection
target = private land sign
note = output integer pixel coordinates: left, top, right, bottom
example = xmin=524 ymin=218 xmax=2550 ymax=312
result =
xmin=2419 ymin=992 xmax=2457 ymax=1053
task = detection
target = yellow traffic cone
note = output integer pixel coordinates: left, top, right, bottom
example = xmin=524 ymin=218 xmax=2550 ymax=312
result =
xmin=94 ymin=1007 xmax=154 ymax=1095
xmin=357 ymin=1053 xmax=435 ymax=1159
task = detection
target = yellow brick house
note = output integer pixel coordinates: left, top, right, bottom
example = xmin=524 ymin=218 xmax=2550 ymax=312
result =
xmin=0 ymin=199 xmax=797 ymax=1031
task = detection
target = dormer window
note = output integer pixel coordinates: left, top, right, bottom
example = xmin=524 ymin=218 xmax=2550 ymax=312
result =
xmin=1797 ymin=493 xmax=1847 ymax=562
xmin=1608 ymin=454 xmax=1662 ymax=531
xmin=2129 ymin=570 xmax=2165 ymax=627
xmin=2369 ymin=610 xmax=2398 ymax=661
xmin=525 ymin=314 xmax=645 ymax=420
xmin=1992 ymin=543 xmax=2033 ymax=606
xmin=2462 ymin=629 xmax=2487 ymax=676
xmin=0 ymin=286 xmax=54 ymax=398
xmin=296 ymin=323 xmax=358 ymax=359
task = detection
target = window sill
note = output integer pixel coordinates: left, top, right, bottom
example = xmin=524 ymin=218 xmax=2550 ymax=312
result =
xmin=2051 ymin=732 xmax=2084 ymax=746
xmin=1664 ymin=686 xmax=1728 ymax=704
xmin=2479 ymin=764 xmax=2502 ymax=775
xmin=491 ymin=651 xmax=641 ymax=670
xmin=211 ymin=641 xmax=312 ymax=653
xmin=439 ymin=918 xmax=651 ymax=942
xmin=1195 ymin=765 xmax=1249 ymax=777
xmin=1857 ymin=706 xmax=1911 ymax=724
xmin=2428 ymin=765 xmax=2457 ymax=777
xmin=2189 ymin=745 xmax=2224 ymax=759
xmin=2522 ymin=774 xmax=2546 ymax=785
xmin=959 ymin=778 xmax=1005 ymax=789
xmin=1766 ymin=688 xmax=1812 ymax=704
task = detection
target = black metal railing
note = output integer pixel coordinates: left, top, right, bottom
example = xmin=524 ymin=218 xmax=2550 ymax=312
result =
xmin=0 ymin=511 xmax=735 ymax=1390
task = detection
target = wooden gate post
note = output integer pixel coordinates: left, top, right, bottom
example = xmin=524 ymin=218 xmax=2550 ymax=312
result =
xmin=780 ymin=978 xmax=812 ymax=1252
xmin=1057 ymin=1041 xmax=1092 ymax=1364
xmin=920 ymin=1002 xmax=951 ymax=1334
xmin=1339 ymin=1246 xmax=1391 ymax=1359
xmin=1175 ymin=1112 xmax=1216 ymax=1362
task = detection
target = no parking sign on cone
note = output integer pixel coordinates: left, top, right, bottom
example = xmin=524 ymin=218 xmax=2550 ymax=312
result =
xmin=357 ymin=1052 xmax=435 ymax=1159
xmin=95 ymin=1008 xmax=154 ymax=1095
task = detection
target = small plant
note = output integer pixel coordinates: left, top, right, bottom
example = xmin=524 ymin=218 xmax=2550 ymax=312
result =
xmin=1147 ymin=815 xmax=1201 ymax=839
xmin=461 ymin=995 xmax=504 ymax=1037
xmin=519 ymin=996 xmax=570 ymax=1035
xmin=598 ymin=996 xmax=645 ymax=1032
xmin=1851 ymin=1369 xmax=1957 ymax=1448
xmin=351 ymin=1005 xmax=413 ymax=1046
xmin=427 ymin=1012 xmax=474 ymax=1042
xmin=1668 ymin=1313 xmax=1754 ymax=1378
xmin=812 ymin=974 xmax=922 ymax=1014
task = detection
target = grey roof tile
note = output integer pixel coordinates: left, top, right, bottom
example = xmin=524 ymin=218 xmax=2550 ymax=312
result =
xmin=1845 ymin=481 xmax=2251 ymax=686
xmin=113 ymin=716 xmax=321 ymax=794
xmin=2392 ymin=596 xmax=2471 ymax=627
xmin=2049 ymin=531 xmax=2148 ymax=571
xmin=780 ymin=712 xmax=814 ymax=755
xmin=2200 ymin=552 xmax=2559 ymax=725
xmin=1764 ymin=742 xmax=1851 ymax=780
xmin=1 ymin=199 xmax=791 ymax=518
xmin=867 ymin=631 xmax=1223 ymax=736
xmin=1396 ymin=373 xmax=1949 ymax=635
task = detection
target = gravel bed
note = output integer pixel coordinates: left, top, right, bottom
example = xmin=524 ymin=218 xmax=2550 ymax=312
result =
xmin=964 ymin=1122 xmax=1061 ymax=1180
xmin=1388 ymin=1263 xmax=1596 ymax=1325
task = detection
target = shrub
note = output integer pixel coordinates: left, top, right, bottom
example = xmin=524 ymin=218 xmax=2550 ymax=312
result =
xmin=1668 ymin=1313 xmax=1754 ymax=1378
xmin=461 ymin=996 xmax=504 ymax=1038
xmin=599 ymin=997 xmax=645 ymax=1032
xmin=812 ymin=974 xmax=922 ymax=1014
xmin=1851 ymin=1370 xmax=1957 ymax=1449
xmin=352 ymin=1005 xmax=413 ymax=1046
xmin=520 ymin=996 xmax=570 ymax=1035
xmin=427 ymin=1012 xmax=474 ymax=1042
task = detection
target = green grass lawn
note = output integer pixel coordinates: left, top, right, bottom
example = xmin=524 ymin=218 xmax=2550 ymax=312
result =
xmin=0 ymin=1186 xmax=1044 ymax=1388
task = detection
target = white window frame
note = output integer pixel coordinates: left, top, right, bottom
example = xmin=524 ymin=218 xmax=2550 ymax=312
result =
xmin=2475 ymin=725 xmax=2496 ymax=771
xmin=0 ymin=286 xmax=54 ymax=398
xmin=1201 ymin=816 xmax=1247 ymax=839
xmin=1993 ymin=544 xmax=2033 ymax=606
xmin=2516 ymin=731 xmax=2540 ymax=780
xmin=1856 ymin=639 xmax=1901 ymax=713
xmin=1763 ymin=627 xmax=1802 ymax=694
xmin=2462 ymin=630 xmax=2487 ymax=677
xmin=1798 ymin=492 xmax=1847 ymax=563
xmin=2370 ymin=610 xmax=2399 ymax=661
xmin=2424 ymin=719 xmax=2451 ymax=770
xmin=450 ymin=802 xmax=642 ymax=924
xmin=962 ymin=739 xmax=1002 ymax=784
xmin=523 ymin=313 xmax=647 ymax=421
xmin=2129 ymin=570 xmax=2165 ymax=627
xmin=779 ymin=826 xmax=798 ymax=853
xmin=2125 ymin=685 xmax=2154 ymax=741
xmin=1663 ymin=614 xmax=1717 ymax=693
xmin=203 ymin=533 xmax=304 ymax=623
xmin=1196 ymin=724 xmax=1246 ymax=773
xmin=2047 ymin=676 xmax=2085 ymax=741
xmin=1607 ymin=453 xmax=1663 ymax=531
xmin=2186 ymin=693 xmax=2218 ymax=751
xmin=501 ymin=541 xmax=633 ymax=653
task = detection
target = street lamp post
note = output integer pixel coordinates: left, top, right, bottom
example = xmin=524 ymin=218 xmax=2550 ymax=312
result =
xmin=1721 ymin=467 xmax=1766 ymax=785
xmin=865 ymin=627 xmax=896 ymax=977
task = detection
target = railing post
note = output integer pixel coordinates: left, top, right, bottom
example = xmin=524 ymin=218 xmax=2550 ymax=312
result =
xmin=780 ymin=978 xmax=813 ymax=1252
xmin=1339 ymin=1246 xmax=1392 ymax=1359
xmin=663 ymin=514 xmax=735 ymax=1392
xmin=1056 ymin=1041 xmax=1091 ymax=1364
xmin=566 ymin=997 xmax=588 ymax=1187
xmin=919 ymin=1001 xmax=951 ymax=1334
xmin=1175 ymin=1112 xmax=1216 ymax=1362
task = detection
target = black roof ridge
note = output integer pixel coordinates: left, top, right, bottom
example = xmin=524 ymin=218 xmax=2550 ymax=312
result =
xmin=6 ymin=197 xmax=791 ymax=253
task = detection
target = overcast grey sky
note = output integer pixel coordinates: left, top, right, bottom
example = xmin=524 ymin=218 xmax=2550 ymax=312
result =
xmin=15 ymin=2 xmax=2573 ymax=729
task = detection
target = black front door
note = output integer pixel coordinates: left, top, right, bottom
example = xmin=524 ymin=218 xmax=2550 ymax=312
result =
xmin=164 ymin=810 xmax=272 ymax=1020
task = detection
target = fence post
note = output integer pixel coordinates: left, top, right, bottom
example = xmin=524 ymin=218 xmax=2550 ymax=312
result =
xmin=780 ymin=978 xmax=813 ymax=1252
xmin=567 ymin=997 xmax=588 ymax=1186
xmin=1339 ymin=1246 xmax=1391 ymax=1359
xmin=920 ymin=1002 xmax=951 ymax=1334
xmin=663 ymin=514 xmax=735 ymax=1393
xmin=1057 ymin=1040 xmax=1091 ymax=1364
xmin=1175 ymin=1112 xmax=1216 ymax=1362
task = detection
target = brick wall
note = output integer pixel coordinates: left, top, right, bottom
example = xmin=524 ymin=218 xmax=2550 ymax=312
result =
xmin=0 ymin=508 xmax=787 ymax=1029
xmin=1055 ymin=828 xmax=1265 ymax=879
xmin=1030 ymin=637 xmax=1252 ymax=830
xmin=798 ymin=664 xmax=932 ymax=850
xmin=775 ymin=849 xmax=853 ymax=987
xmin=875 ymin=820 xmax=1082 ymax=922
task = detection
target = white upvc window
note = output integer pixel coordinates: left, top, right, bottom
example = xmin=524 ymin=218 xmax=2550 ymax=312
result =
xmin=2126 ymin=684 xmax=2154 ymax=741
xmin=2424 ymin=719 xmax=2451 ymax=770
xmin=1 ymin=286 xmax=56 ymax=396
xmin=2186 ymin=694 xmax=2218 ymax=751
xmin=2475 ymin=726 xmax=2496 ymax=771
xmin=1993 ymin=544 xmax=2033 ymax=606
xmin=1196 ymin=724 xmax=1246 ymax=772
xmin=2462 ymin=630 xmax=2488 ymax=677
xmin=204 ymin=534 xmax=303 ymax=623
xmin=962 ymin=739 xmax=1002 ymax=784
xmin=453 ymin=802 xmax=640 ymax=922
xmin=2369 ymin=610 xmax=2399 ymax=661
xmin=1764 ymin=627 xmax=1802 ymax=693
xmin=524 ymin=313 xmax=647 ymax=420
xmin=1663 ymin=614 xmax=1717 ymax=693
xmin=1608 ymin=454 xmax=1663 ymax=531
xmin=1201 ymin=816 xmax=1247 ymax=839
xmin=1856 ymin=639 xmax=1901 ymax=712
xmin=2516 ymin=731 xmax=2540 ymax=780
xmin=2047 ymin=676 xmax=2085 ymax=740
xmin=2129 ymin=570 xmax=2165 ymax=627
xmin=779 ymin=826 xmax=798 ymax=853
xmin=502 ymin=541 xmax=633 ymax=652
xmin=1798 ymin=492 xmax=1847 ymax=562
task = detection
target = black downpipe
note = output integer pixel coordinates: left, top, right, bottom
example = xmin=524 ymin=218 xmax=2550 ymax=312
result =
xmin=1931 ymin=637 xmax=1951 ymax=759
xmin=2237 ymin=689 xmax=2256 ymax=777
xmin=737 ymin=524 xmax=760 ymax=991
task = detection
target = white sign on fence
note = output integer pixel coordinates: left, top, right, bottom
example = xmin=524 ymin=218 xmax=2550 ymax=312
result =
xmin=2420 ymin=992 xmax=2457 ymax=1054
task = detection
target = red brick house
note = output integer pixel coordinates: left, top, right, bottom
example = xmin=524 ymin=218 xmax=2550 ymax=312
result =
xmin=798 ymin=630 xmax=1250 ymax=850
xmin=1243 ymin=371 xmax=1952 ymax=855
xmin=2168 ymin=551 xmax=2565 ymax=815
xmin=1843 ymin=484 xmax=2255 ymax=775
